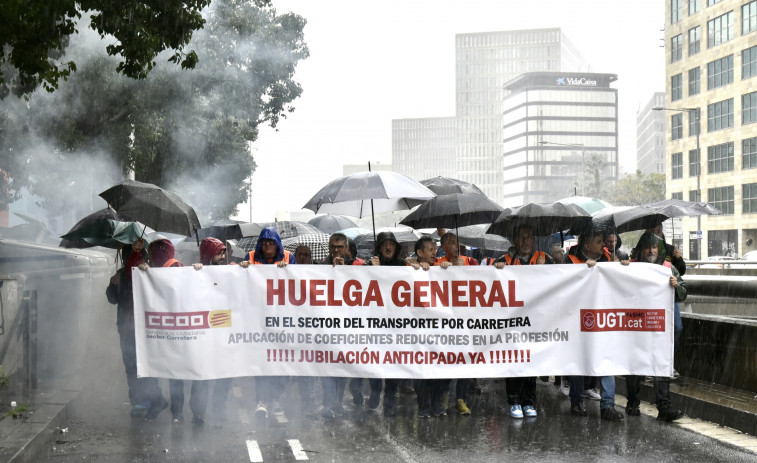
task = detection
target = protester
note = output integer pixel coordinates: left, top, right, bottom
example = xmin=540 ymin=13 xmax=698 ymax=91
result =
xmin=603 ymin=232 xmax=628 ymax=261
xmin=563 ymin=230 xmax=626 ymax=421
xmin=366 ymin=231 xmax=406 ymax=416
xmin=625 ymin=232 xmax=686 ymax=422
xmin=347 ymin=238 xmax=366 ymax=265
xmin=494 ymin=224 xmax=551 ymax=418
xmin=106 ymin=238 xmax=167 ymax=419
xmin=436 ymin=232 xmax=473 ymax=266
xmin=549 ymin=243 xmax=565 ymax=264
xmin=241 ymin=227 xmax=294 ymax=423
xmin=294 ymin=244 xmax=312 ymax=265
xmin=410 ymin=236 xmax=451 ymax=418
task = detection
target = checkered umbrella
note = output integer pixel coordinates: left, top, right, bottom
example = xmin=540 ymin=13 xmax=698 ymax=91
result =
xmin=282 ymin=233 xmax=331 ymax=262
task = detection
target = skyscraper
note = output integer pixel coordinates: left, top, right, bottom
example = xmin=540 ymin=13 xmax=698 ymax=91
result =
xmin=637 ymin=92 xmax=667 ymax=175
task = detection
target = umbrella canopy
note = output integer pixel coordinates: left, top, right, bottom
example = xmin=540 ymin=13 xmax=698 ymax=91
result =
xmin=60 ymin=219 xmax=150 ymax=249
xmin=586 ymin=205 xmax=670 ymax=234
xmin=447 ymin=225 xmax=510 ymax=252
xmin=556 ymin=196 xmax=612 ymax=214
xmin=487 ymin=202 xmax=592 ymax=240
xmin=645 ymin=199 xmax=722 ymax=218
xmin=282 ymin=233 xmax=331 ymax=262
xmin=303 ymin=171 xmax=435 ymax=219
xmin=197 ymin=219 xmax=263 ymax=241
xmin=337 ymin=227 xmax=372 ymax=240
xmin=256 ymin=221 xmax=322 ymax=240
xmin=420 ymin=176 xmax=486 ymax=196
xmin=308 ymin=215 xmax=358 ymax=234
xmin=59 ymin=207 xmax=131 ymax=248
xmin=99 ymin=180 xmax=202 ymax=237
xmin=400 ymin=193 xmax=504 ymax=230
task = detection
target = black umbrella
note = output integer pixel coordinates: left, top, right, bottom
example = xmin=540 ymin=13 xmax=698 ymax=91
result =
xmin=99 ymin=180 xmax=202 ymax=238
xmin=420 ymin=176 xmax=486 ymax=196
xmin=488 ymin=202 xmax=592 ymax=240
xmin=59 ymin=207 xmax=131 ymax=248
xmin=308 ymin=215 xmax=358 ymax=234
xmin=400 ymin=193 xmax=504 ymax=230
xmin=586 ymin=205 xmax=670 ymax=234
xmin=197 ymin=219 xmax=263 ymax=241
xmin=445 ymin=225 xmax=510 ymax=252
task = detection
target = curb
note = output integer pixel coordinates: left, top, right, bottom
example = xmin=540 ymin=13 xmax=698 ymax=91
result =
xmin=615 ymin=376 xmax=757 ymax=436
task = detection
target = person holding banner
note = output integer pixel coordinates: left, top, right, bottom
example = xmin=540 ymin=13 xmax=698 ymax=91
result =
xmin=625 ymin=232 xmax=686 ymax=422
xmin=410 ymin=236 xmax=452 ymax=418
xmin=106 ymin=238 xmax=167 ymax=419
xmin=240 ymin=227 xmax=294 ymax=423
xmin=563 ymin=230 xmax=627 ymax=421
xmin=493 ymin=224 xmax=552 ymax=419
xmin=366 ymin=231 xmax=406 ymax=417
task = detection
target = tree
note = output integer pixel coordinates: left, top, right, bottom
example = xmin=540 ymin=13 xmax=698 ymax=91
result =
xmin=0 ymin=0 xmax=212 ymax=99
xmin=1 ymin=0 xmax=308 ymax=226
xmin=603 ymin=170 xmax=667 ymax=206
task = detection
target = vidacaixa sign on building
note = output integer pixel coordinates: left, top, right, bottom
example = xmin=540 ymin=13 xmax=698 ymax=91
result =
xmin=556 ymin=76 xmax=598 ymax=86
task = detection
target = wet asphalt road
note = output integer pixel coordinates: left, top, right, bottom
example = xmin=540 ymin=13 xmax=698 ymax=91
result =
xmin=40 ymin=372 xmax=757 ymax=462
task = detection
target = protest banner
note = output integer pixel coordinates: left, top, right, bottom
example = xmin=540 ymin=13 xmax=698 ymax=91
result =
xmin=132 ymin=263 xmax=674 ymax=380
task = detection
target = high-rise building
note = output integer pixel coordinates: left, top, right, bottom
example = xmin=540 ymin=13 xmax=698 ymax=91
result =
xmin=392 ymin=117 xmax=456 ymax=181
xmin=663 ymin=0 xmax=757 ymax=259
xmin=637 ymin=92 xmax=667 ymax=174
xmin=455 ymin=28 xmax=589 ymax=203
xmin=500 ymin=72 xmax=619 ymax=206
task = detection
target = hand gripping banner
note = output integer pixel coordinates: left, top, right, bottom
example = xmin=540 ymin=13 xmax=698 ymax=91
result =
xmin=132 ymin=263 xmax=674 ymax=380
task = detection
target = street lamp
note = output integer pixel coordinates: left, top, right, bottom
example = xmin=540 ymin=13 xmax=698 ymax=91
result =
xmin=652 ymin=105 xmax=701 ymax=259
xmin=538 ymin=141 xmax=586 ymax=195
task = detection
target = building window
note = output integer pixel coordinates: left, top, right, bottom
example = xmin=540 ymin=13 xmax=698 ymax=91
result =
xmin=743 ymin=92 xmax=757 ymax=124
xmin=744 ymin=183 xmax=757 ymax=213
xmin=671 ymin=35 xmax=683 ymax=63
xmin=689 ymin=67 xmax=701 ymax=95
xmin=672 ymin=113 xmax=683 ymax=140
xmin=689 ymin=26 xmax=701 ymax=55
xmin=708 ymin=228 xmax=737 ymax=257
xmin=672 ymin=0 xmax=683 ymax=23
xmin=689 ymin=109 xmax=700 ymax=136
xmin=707 ymin=55 xmax=734 ymax=89
xmin=744 ymin=1 xmax=757 ymax=34
xmin=743 ymin=137 xmax=757 ymax=169
xmin=708 ymin=186 xmax=734 ymax=215
xmin=672 ymin=152 xmax=683 ymax=179
xmin=690 ymin=0 xmax=700 ymax=15
xmin=707 ymin=142 xmax=734 ymax=173
xmin=708 ymin=11 xmax=734 ymax=48
xmin=689 ymin=190 xmax=701 ymax=202
xmin=707 ymin=98 xmax=734 ymax=131
xmin=707 ymin=0 xmax=722 ymax=6
xmin=672 ymin=192 xmax=684 ymax=200
xmin=743 ymin=46 xmax=757 ymax=79
xmin=671 ymin=74 xmax=683 ymax=101
xmin=689 ymin=149 xmax=700 ymax=176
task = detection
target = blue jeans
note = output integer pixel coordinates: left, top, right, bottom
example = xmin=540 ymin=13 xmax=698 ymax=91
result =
xmin=569 ymin=375 xmax=615 ymax=410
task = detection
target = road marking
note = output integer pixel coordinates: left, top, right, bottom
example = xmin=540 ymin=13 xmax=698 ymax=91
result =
xmin=246 ymin=440 xmax=263 ymax=462
xmin=615 ymin=396 xmax=757 ymax=453
xmin=288 ymin=439 xmax=309 ymax=460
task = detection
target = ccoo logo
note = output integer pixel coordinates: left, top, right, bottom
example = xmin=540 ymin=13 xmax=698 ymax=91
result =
xmin=145 ymin=310 xmax=232 ymax=330
xmin=582 ymin=311 xmax=595 ymax=329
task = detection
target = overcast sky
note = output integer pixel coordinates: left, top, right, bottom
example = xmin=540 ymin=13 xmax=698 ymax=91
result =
xmin=239 ymin=0 xmax=665 ymax=222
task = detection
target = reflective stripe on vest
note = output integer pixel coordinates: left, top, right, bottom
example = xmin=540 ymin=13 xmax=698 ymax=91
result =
xmin=503 ymin=251 xmax=545 ymax=265
xmin=248 ymin=249 xmax=291 ymax=265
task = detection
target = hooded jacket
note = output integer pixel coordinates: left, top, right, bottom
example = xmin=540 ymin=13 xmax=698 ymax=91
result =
xmin=200 ymin=237 xmax=226 ymax=265
xmin=244 ymin=227 xmax=296 ymax=265
xmin=369 ymin=231 xmax=406 ymax=266
xmin=149 ymin=239 xmax=182 ymax=267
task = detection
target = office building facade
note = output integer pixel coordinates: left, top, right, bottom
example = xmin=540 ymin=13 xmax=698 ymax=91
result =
xmin=664 ymin=0 xmax=757 ymax=259
xmin=392 ymin=117 xmax=456 ymax=181
xmin=501 ymin=72 xmax=619 ymax=206
xmin=637 ymin=92 xmax=668 ymax=174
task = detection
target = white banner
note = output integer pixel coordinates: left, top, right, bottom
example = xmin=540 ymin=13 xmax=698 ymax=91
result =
xmin=132 ymin=263 xmax=674 ymax=380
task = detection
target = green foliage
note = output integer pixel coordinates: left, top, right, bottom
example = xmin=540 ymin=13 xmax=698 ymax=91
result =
xmin=603 ymin=171 xmax=667 ymax=206
xmin=8 ymin=402 xmax=29 ymax=417
xmin=0 ymin=0 xmax=213 ymax=99
xmin=1 ymin=0 xmax=307 ymax=224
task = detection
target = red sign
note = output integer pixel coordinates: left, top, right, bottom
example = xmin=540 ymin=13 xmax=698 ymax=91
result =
xmin=580 ymin=309 xmax=666 ymax=332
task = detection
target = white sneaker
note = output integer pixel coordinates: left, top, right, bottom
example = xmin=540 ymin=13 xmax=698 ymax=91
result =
xmin=582 ymin=389 xmax=601 ymax=400
xmin=254 ymin=401 xmax=268 ymax=419
xmin=522 ymin=405 xmax=537 ymax=417
xmin=271 ymin=401 xmax=285 ymax=416
xmin=509 ymin=404 xmax=523 ymax=419
xmin=559 ymin=378 xmax=570 ymax=397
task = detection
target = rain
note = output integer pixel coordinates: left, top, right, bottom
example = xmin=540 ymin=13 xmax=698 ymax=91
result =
xmin=2 ymin=0 xmax=757 ymax=462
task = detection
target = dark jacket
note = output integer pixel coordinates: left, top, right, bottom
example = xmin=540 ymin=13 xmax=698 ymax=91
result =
xmin=106 ymin=245 xmax=148 ymax=329
xmin=368 ymin=231 xmax=406 ymax=266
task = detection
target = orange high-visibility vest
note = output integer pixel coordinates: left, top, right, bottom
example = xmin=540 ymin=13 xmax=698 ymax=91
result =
xmin=566 ymin=249 xmax=611 ymax=264
xmin=435 ymin=255 xmax=472 ymax=266
xmin=162 ymin=259 xmax=181 ymax=267
xmin=247 ymin=250 xmax=291 ymax=265
xmin=502 ymin=251 xmax=546 ymax=265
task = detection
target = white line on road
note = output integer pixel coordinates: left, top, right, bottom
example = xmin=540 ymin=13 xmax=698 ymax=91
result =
xmin=288 ymin=439 xmax=309 ymax=460
xmin=246 ymin=440 xmax=263 ymax=462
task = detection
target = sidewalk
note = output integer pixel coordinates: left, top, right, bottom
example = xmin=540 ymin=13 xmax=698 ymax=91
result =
xmin=1 ymin=375 xmax=756 ymax=462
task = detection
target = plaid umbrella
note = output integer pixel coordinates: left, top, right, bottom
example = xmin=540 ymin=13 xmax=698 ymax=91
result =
xmin=282 ymin=233 xmax=331 ymax=262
